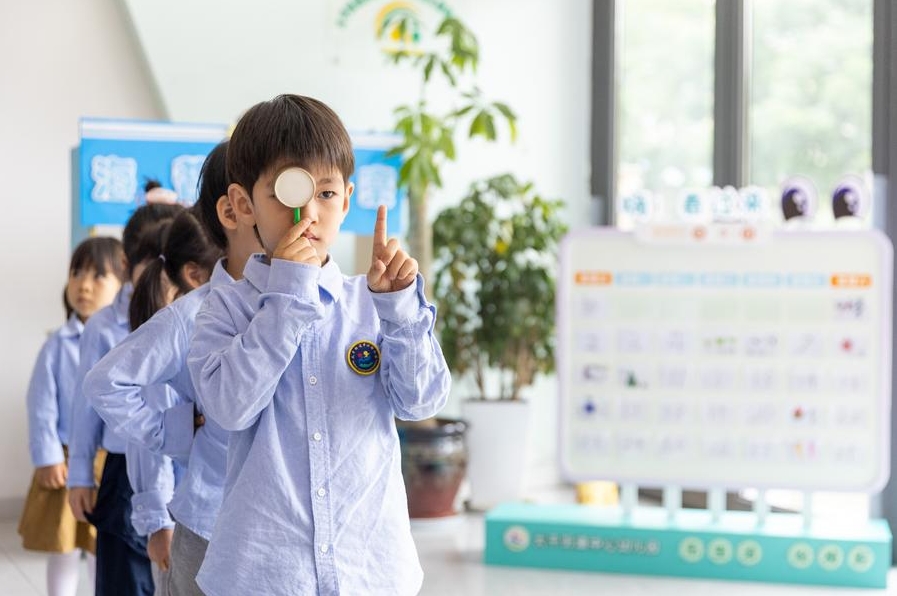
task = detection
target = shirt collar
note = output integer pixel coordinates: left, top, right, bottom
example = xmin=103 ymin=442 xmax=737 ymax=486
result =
xmin=242 ymin=253 xmax=343 ymax=302
xmin=210 ymin=258 xmax=234 ymax=288
xmin=113 ymin=283 xmax=134 ymax=327
xmin=319 ymin=258 xmax=343 ymax=301
xmin=59 ymin=313 xmax=84 ymax=338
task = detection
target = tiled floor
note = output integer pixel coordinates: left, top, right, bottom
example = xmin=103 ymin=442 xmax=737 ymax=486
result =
xmin=2 ymin=515 xmax=897 ymax=595
xmin=0 ymin=519 xmax=92 ymax=596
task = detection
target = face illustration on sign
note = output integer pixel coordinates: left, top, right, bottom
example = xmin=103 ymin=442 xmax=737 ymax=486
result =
xmin=782 ymin=187 xmax=810 ymax=219
xmin=832 ymin=177 xmax=868 ymax=220
xmin=781 ymin=177 xmax=818 ymax=221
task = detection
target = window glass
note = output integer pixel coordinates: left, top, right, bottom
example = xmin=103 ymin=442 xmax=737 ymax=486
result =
xmin=617 ymin=0 xmax=716 ymax=228
xmin=749 ymin=0 xmax=873 ymax=227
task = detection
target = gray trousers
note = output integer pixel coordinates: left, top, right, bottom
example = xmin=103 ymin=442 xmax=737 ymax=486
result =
xmin=152 ymin=563 xmax=170 ymax=596
xmin=166 ymin=523 xmax=209 ymax=596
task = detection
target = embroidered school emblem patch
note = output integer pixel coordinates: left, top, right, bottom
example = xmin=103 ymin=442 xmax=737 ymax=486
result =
xmin=347 ymin=340 xmax=381 ymax=375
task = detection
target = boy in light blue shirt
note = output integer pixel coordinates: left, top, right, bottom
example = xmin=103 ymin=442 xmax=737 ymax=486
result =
xmin=187 ymin=94 xmax=451 ymax=596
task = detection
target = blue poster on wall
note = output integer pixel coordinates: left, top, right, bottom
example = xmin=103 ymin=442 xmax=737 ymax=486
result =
xmin=76 ymin=121 xmax=405 ymax=236
xmin=77 ymin=118 xmax=229 ymax=227
xmin=344 ymin=132 xmax=405 ymax=237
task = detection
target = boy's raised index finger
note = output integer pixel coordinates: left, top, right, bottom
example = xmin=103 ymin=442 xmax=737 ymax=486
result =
xmin=373 ymin=205 xmax=388 ymax=247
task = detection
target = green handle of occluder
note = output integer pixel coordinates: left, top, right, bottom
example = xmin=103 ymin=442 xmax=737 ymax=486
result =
xmin=294 ymin=208 xmax=300 ymax=224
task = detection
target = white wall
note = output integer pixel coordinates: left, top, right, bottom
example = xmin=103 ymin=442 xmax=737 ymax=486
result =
xmin=0 ymin=0 xmax=590 ymax=515
xmin=0 ymin=0 xmax=163 ymax=514
xmin=122 ymin=0 xmax=593 ymax=491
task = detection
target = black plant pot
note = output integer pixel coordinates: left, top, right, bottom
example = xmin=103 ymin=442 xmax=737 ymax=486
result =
xmin=397 ymin=418 xmax=468 ymax=518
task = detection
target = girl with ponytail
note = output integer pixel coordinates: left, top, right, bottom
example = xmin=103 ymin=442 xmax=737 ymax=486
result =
xmin=129 ymin=210 xmax=221 ymax=332
xmin=118 ymin=209 xmax=222 ymax=590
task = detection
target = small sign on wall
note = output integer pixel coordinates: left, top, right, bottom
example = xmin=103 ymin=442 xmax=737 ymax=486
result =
xmin=77 ymin=118 xmax=228 ymax=227
xmin=344 ymin=132 xmax=405 ymax=237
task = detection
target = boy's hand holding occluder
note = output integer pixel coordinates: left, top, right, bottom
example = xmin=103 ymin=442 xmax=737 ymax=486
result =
xmin=273 ymin=218 xmax=321 ymax=267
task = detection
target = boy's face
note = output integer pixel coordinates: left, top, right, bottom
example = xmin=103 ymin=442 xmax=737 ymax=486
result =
xmin=231 ymin=162 xmax=353 ymax=263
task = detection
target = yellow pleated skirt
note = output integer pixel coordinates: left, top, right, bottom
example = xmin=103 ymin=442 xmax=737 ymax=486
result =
xmin=18 ymin=448 xmax=106 ymax=553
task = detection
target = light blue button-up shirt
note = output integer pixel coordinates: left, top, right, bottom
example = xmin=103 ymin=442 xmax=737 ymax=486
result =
xmin=187 ymin=254 xmax=451 ymax=596
xmin=68 ymin=281 xmax=184 ymax=533
xmin=127 ymin=380 xmax=185 ymax=536
xmin=26 ymin=314 xmax=83 ymax=467
xmin=68 ymin=284 xmax=133 ymax=487
xmin=68 ymin=280 xmax=178 ymax=529
xmin=86 ymin=260 xmax=233 ymax=539
xmin=127 ymin=443 xmax=178 ymax=536
xmin=84 ymin=288 xmax=196 ymax=464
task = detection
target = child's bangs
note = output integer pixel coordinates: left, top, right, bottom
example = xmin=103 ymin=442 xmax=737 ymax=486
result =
xmin=70 ymin=238 xmax=126 ymax=281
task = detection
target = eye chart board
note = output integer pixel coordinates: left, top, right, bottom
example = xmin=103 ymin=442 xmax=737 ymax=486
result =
xmin=557 ymin=226 xmax=892 ymax=492
xmin=486 ymin=225 xmax=894 ymax=589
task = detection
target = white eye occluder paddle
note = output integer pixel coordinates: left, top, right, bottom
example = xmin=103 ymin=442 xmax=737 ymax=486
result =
xmin=274 ymin=167 xmax=316 ymax=223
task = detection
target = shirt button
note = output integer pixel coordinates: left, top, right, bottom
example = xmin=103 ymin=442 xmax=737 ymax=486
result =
xmin=320 ymin=544 xmax=329 ymax=554
xmin=309 ymin=375 xmax=318 ymax=385
xmin=312 ymin=432 xmax=322 ymax=441
xmin=317 ymin=487 xmax=326 ymax=497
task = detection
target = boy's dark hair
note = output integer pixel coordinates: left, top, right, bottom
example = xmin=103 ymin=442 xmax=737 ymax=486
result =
xmin=122 ymin=203 xmax=185 ymax=274
xmin=227 ymin=94 xmax=355 ymax=196
xmin=144 ymin=178 xmax=162 ymax=192
xmin=193 ymin=141 xmax=230 ymax=250
xmin=129 ymin=210 xmax=221 ymax=330
xmin=69 ymin=236 xmax=127 ymax=283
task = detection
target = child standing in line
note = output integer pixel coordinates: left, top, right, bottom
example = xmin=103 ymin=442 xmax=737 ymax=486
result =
xmin=67 ymin=203 xmax=184 ymax=596
xmin=19 ymin=237 xmax=126 ymax=596
xmin=85 ymin=141 xmax=262 ymax=596
xmin=120 ymin=213 xmax=204 ymax=596
xmin=187 ymin=94 xmax=451 ymax=596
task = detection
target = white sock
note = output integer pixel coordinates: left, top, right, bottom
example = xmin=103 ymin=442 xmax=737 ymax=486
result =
xmin=86 ymin=551 xmax=97 ymax=590
xmin=47 ymin=550 xmax=81 ymax=596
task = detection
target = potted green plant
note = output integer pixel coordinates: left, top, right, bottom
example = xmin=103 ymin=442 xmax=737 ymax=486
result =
xmin=378 ymin=16 xmax=517 ymax=518
xmin=431 ymin=173 xmax=567 ymax=509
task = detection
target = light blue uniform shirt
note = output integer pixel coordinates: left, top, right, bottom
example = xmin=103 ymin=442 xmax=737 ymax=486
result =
xmin=68 ymin=281 xmax=184 ymax=533
xmin=68 ymin=284 xmax=133 ymax=487
xmin=187 ymin=255 xmax=450 ymax=596
xmin=86 ymin=260 xmax=233 ymax=539
xmin=68 ymin=280 xmax=178 ymax=532
xmin=126 ymin=382 xmax=185 ymax=536
xmin=26 ymin=314 xmax=83 ymax=467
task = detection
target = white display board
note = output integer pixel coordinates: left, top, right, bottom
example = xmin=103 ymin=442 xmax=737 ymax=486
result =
xmin=558 ymin=226 xmax=892 ymax=491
